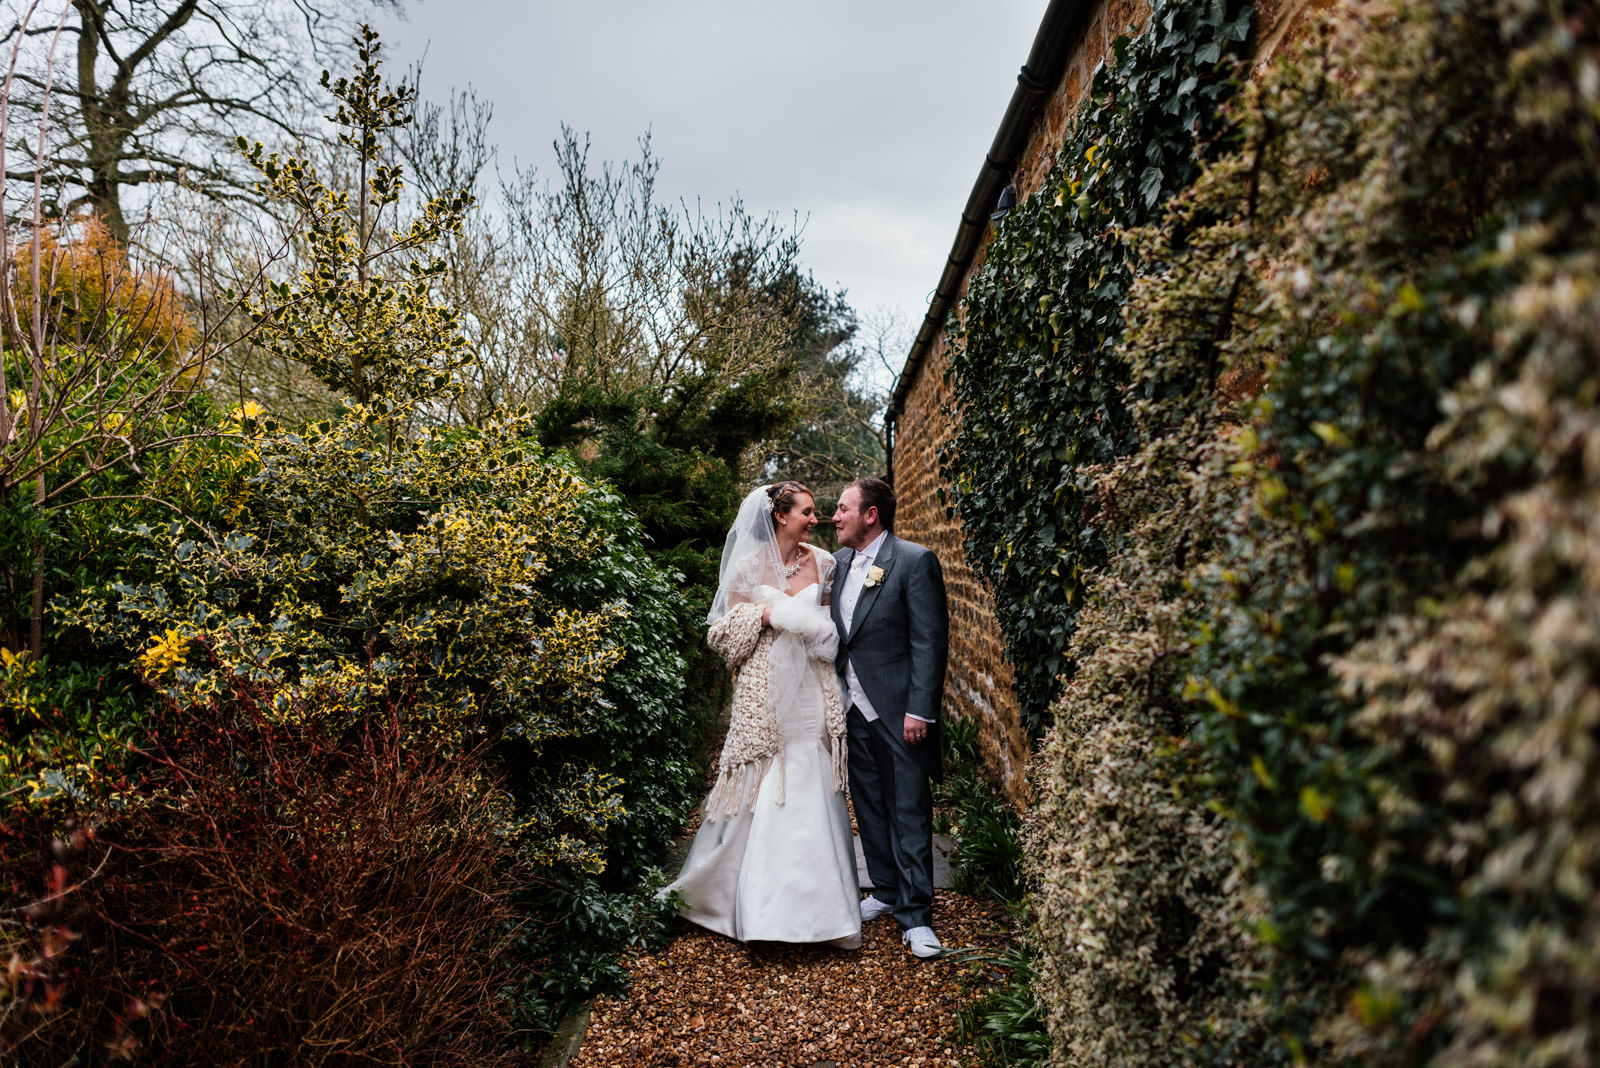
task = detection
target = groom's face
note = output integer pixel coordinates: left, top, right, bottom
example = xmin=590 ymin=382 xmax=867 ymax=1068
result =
xmin=833 ymin=486 xmax=877 ymax=550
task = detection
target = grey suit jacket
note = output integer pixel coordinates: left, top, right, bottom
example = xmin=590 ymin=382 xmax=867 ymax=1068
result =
xmin=831 ymin=533 xmax=949 ymax=782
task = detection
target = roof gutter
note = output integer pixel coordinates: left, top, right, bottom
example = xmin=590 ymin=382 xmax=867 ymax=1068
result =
xmin=886 ymin=0 xmax=1093 ymax=457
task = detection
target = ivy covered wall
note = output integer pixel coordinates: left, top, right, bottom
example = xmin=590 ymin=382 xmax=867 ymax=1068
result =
xmin=942 ymin=0 xmax=1256 ymax=732
xmin=890 ymin=0 xmax=1145 ymax=800
xmin=911 ymin=0 xmax=1600 ymax=1062
xmin=893 ymin=0 xmax=1334 ymax=800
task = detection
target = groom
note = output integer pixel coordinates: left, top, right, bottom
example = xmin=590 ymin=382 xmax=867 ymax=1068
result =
xmin=830 ymin=477 xmax=948 ymax=958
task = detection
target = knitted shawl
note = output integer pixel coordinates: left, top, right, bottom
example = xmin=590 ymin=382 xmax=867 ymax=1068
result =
xmin=703 ymin=599 xmax=847 ymax=821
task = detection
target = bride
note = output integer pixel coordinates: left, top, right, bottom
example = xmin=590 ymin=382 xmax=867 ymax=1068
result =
xmin=663 ymin=481 xmax=862 ymax=949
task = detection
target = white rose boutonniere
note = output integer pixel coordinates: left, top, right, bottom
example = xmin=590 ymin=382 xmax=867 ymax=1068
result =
xmin=864 ymin=565 xmax=885 ymax=589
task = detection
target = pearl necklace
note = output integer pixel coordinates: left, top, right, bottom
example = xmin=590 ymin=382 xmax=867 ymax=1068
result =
xmin=782 ymin=545 xmax=806 ymax=579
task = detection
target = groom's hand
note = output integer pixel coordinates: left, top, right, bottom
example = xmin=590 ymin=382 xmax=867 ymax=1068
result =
xmin=903 ymin=718 xmax=928 ymax=745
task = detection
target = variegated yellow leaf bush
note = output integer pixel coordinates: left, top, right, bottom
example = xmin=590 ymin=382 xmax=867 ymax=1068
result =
xmin=234 ymin=26 xmax=471 ymax=422
xmin=70 ymin=405 xmax=661 ymax=870
xmin=1019 ymin=1 xmax=1600 ymax=1064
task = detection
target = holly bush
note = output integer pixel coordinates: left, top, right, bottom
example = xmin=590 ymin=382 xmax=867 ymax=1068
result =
xmin=70 ymin=408 xmax=690 ymax=874
xmin=237 ymin=25 xmax=472 ymax=414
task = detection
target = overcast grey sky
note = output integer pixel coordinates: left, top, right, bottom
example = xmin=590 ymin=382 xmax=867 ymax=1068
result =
xmin=373 ymin=1 xmax=1046 ymax=359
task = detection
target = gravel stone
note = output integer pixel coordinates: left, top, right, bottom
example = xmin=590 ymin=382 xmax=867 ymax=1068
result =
xmin=572 ymin=891 xmax=1015 ymax=1067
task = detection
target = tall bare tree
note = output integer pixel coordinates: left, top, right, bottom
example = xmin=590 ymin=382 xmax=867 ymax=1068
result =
xmin=760 ymin=304 xmax=898 ymax=514
xmin=397 ymin=117 xmax=815 ymax=429
xmin=1 ymin=0 xmax=396 ymax=244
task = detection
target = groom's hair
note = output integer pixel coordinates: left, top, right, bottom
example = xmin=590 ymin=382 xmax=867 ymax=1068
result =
xmin=849 ymin=477 xmax=895 ymax=531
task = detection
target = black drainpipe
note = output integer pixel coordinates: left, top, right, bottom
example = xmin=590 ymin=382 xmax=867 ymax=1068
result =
xmin=884 ymin=0 xmax=1092 ymax=482
xmin=885 ymin=415 xmax=895 ymax=486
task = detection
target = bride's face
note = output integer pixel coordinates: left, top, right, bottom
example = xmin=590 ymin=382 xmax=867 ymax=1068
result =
xmin=784 ymin=493 xmax=819 ymax=540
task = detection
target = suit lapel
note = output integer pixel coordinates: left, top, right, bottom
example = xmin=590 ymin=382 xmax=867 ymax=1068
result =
xmin=848 ymin=533 xmax=896 ymax=638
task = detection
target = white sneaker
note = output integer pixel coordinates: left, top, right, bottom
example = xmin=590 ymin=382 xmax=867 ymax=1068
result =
xmin=902 ymin=925 xmax=943 ymax=958
xmin=859 ymin=895 xmax=894 ymax=922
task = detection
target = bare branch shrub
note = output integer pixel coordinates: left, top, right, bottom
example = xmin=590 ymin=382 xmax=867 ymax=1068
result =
xmin=397 ymin=119 xmax=816 ymax=429
xmin=2 ymin=674 xmax=525 ymax=1065
xmin=0 ymin=5 xmax=286 ymax=659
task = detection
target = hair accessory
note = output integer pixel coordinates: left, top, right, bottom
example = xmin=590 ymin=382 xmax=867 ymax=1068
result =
xmin=762 ymin=488 xmax=775 ymax=514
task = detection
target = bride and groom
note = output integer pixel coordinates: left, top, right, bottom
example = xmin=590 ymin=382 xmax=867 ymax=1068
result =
xmin=664 ymin=477 xmax=949 ymax=958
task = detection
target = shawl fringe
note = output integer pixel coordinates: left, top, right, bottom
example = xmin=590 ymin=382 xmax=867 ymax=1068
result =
xmin=705 ymin=754 xmax=776 ymax=821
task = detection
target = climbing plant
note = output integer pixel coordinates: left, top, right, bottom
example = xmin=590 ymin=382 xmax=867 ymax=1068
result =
xmin=942 ymin=0 xmax=1254 ymax=729
xmin=1025 ymin=0 xmax=1600 ymax=1064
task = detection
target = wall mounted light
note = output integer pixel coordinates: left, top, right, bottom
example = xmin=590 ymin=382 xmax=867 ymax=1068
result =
xmin=991 ymin=184 xmax=1017 ymax=222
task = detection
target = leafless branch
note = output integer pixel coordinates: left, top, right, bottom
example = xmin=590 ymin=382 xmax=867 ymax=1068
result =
xmin=2 ymin=1 xmax=396 ymax=242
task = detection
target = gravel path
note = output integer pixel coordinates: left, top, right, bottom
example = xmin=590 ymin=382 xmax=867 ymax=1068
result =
xmin=571 ymin=891 xmax=1014 ymax=1067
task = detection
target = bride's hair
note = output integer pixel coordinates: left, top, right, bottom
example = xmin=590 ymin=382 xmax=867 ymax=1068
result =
xmin=708 ymin=482 xmax=814 ymax=623
xmin=766 ymin=480 xmax=811 ymax=525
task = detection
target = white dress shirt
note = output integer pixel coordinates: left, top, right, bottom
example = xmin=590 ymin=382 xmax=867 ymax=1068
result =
xmin=840 ymin=532 xmax=933 ymax=725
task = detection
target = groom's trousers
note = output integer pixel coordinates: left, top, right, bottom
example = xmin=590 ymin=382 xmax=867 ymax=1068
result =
xmin=847 ymin=706 xmax=935 ymax=930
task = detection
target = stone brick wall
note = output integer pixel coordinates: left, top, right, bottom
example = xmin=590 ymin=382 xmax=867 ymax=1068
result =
xmin=892 ymin=317 xmax=1029 ymax=803
xmin=895 ymin=0 xmax=1342 ymax=803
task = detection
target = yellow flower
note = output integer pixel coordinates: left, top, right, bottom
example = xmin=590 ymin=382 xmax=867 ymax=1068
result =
xmin=137 ymin=628 xmax=191 ymax=679
xmin=864 ymin=565 xmax=886 ymax=589
xmin=229 ymin=401 xmax=266 ymax=439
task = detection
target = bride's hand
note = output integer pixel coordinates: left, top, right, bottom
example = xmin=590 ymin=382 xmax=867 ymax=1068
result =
xmin=761 ymin=606 xmax=773 ymax=628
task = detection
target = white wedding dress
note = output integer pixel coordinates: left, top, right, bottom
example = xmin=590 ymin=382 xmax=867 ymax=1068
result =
xmin=664 ymin=578 xmax=862 ymax=949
